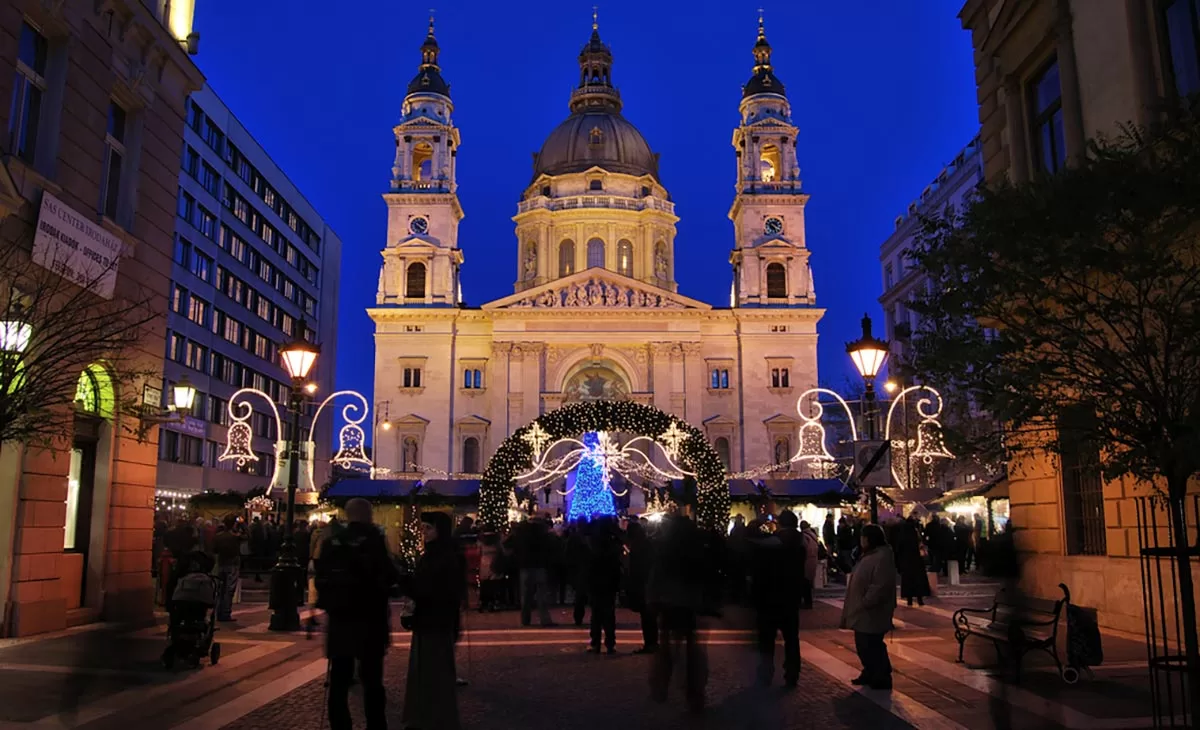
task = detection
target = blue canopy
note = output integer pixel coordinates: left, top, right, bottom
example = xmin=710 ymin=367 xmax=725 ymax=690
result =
xmin=324 ymin=479 xmax=421 ymax=499
xmin=418 ymin=479 xmax=481 ymax=499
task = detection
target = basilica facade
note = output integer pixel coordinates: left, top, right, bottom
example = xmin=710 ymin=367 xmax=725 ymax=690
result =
xmin=369 ymin=17 xmax=824 ymax=501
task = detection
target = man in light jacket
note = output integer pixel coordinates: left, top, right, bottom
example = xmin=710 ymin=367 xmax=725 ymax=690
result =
xmin=840 ymin=523 xmax=897 ymax=690
xmin=799 ymin=521 xmax=820 ymax=609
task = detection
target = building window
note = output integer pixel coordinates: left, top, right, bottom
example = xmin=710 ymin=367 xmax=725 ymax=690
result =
xmin=183 ymin=145 xmax=198 ymax=177
xmin=710 ymin=368 xmax=730 ymax=389
xmin=200 ymin=161 xmax=220 ymax=197
xmin=406 ymin=262 xmax=426 ymax=298
xmin=715 ymin=437 xmax=731 ymax=470
xmin=559 ymin=240 xmax=576 ymax=277
xmin=587 ymin=238 xmax=605 ymax=269
xmin=463 ymin=368 xmax=483 ymax=389
xmin=589 ymin=179 xmax=603 ymax=191
xmin=1164 ymin=0 xmax=1200 ymax=98
xmin=884 ymin=262 xmax=894 ymax=290
xmin=171 ymin=284 xmax=188 ymax=314
xmin=1059 ymin=406 xmax=1106 ymax=556
xmin=771 ymin=367 xmax=789 ymax=388
xmin=191 ymin=249 xmax=213 ymax=282
xmin=209 ymin=395 xmax=228 ymax=426
xmin=403 ymin=367 xmax=422 ymax=388
xmin=617 ymin=239 xmax=633 ymax=277
xmin=462 ymin=437 xmax=480 ymax=474
xmin=178 ymin=190 xmax=194 ymax=222
xmin=174 ymin=237 xmax=191 ymax=267
xmin=8 ymin=22 xmax=47 ymax=165
xmin=187 ymin=295 xmax=209 ymax=327
xmin=185 ymin=341 xmax=207 ymax=371
xmin=760 ymin=144 xmax=781 ymax=182
xmin=100 ymin=101 xmax=127 ymax=221
xmin=168 ymin=332 xmax=185 ymax=362
xmin=1029 ymin=57 xmax=1066 ymax=174
xmin=197 ymin=205 xmax=216 ymax=239
xmin=766 ymin=263 xmax=787 ymax=298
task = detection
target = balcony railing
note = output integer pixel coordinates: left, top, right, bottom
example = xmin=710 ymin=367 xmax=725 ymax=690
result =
xmin=517 ymin=195 xmax=674 ymax=215
xmin=392 ymin=180 xmax=449 ymax=193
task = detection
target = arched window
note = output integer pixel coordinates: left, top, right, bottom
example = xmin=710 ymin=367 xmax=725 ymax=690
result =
xmin=403 ymin=437 xmax=420 ymax=471
xmin=760 ymin=144 xmax=781 ymax=182
xmin=463 ymin=437 xmax=480 ymax=474
xmin=412 ymin=141 xmax=433 ymax=181
xmin=406 ymin=262 xmax=427 ymax=299
xmin=774 ymin=437 xmax=791 ymax=466
xmin=766 ymin=262 xmax=787 ymax=298
xmin=558 ymin=239 xmax=575 ymax=277
xmin=617 ymin=240 xmax=633 ymax=277
xmin=75 ymin=369 xmax=100 ymax=414
xmin=715 ymin=437 xmax=731 ymax=470
xmin=587 ymin=238 xmax=605 ymax=269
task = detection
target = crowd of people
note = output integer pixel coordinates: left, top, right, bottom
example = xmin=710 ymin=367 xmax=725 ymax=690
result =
xmin=154 ymin=503 xmax=997 ymax=729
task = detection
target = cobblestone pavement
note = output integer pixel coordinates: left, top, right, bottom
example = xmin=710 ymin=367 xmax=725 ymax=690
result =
xmin=0 ymin=590 xmax=1163 ymax=730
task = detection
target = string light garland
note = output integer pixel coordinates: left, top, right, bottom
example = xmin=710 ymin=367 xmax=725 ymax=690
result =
xmin=398 ymin=514 xmax=423 ymax=571
xmin=478 ymin=401 xmax=728 ymax=532
xmin=245 ymin=494 xmax=275 ymax=513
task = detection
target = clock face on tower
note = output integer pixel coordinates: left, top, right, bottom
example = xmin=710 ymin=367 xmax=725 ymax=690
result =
xmin=409 ymin=217 xmax=429 ymax=235
xmin=764 ymin=217 xmax=784 ymax=235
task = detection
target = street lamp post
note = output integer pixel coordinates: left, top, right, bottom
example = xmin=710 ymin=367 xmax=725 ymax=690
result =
xmin=269 ymin=332 xmax=320 ymax=632
xmin=846 ymin=313 xmax=889 ymax=524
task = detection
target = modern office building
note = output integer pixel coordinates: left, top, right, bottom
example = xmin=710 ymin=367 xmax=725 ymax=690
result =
xmin=0 ymin=1 xmax=204 ymax=636
xmin=156 ymin=84 xmax=341 ymax=499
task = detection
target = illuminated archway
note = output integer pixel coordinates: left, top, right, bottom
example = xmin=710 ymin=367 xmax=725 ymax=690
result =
xmin=74 ymin=363 xmax=115 ymax=419
xmin=479 ymin=400 xmax=728 ymax=532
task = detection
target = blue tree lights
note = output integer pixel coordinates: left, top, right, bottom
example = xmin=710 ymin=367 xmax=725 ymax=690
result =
xmin=566 ymin=431 xmax=617 ymax=522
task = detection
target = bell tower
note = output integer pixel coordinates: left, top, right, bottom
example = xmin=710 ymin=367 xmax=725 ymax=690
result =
xmin=378 ymin=16 xmax=464 ymax=306
xmin=728 ymin=14 xmax=815 ymax=308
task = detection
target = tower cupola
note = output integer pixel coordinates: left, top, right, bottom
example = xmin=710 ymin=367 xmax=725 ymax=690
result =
xmin=406 ymin=15 xmax=451 ymax=99
xmin=742 ymin=12 xmax=786 ymax=99
xmin=571 ymin=9 xmax=622 ymax=113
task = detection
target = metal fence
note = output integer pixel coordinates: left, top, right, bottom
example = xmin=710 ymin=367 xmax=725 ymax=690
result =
xmin=1136 ymin=494 xmax=1200 ymax=729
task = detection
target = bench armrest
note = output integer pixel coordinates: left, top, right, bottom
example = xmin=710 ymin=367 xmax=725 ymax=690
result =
xmin=952 ymin=604 xmax=996 ymax=631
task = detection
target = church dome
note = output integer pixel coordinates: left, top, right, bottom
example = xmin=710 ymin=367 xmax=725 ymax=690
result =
xmin=742 ymin=14 xmax=786 ymax=99
xmin=531 ymin=13 xmax=659 ymax=181
xmin=533 ymin=111 xmax=658 ymax=179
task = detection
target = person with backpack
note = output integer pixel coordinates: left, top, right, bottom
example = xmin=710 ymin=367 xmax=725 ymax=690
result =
xmin=314 ymin=499 xmax=400 ymax=730
xmin=401 ymin=510 xmax=464 ymax=730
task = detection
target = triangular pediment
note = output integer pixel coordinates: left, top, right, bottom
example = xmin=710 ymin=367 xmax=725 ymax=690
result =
xmin=483 ymin=268 xmax=712 ymax=311
xmin=753 ymin=236 xmax=802 ymax=251
xmin=763 ymin=413 xmax=800 ymax=426
xmin=388 ymin=236 xmax=438 ymax=252
xmin=455 ymin=414 xmax=491 ymax=427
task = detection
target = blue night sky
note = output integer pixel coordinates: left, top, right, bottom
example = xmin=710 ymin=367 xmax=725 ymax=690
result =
xmin=192 ymin=1 xmax=978 ymax=401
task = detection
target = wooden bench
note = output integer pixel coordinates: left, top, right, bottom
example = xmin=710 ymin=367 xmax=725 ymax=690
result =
xmin=952 ymin=583 xmax=1071 ymax=683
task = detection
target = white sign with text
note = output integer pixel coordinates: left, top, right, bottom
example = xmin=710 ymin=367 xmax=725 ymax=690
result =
xmin=32 ymin=191 xmax=124 ymax=299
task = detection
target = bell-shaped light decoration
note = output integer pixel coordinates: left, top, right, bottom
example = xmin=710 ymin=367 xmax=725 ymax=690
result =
xmin=218 ymin=421 xmax=258 ymax=467
xmin=332 ymin=423 xmax=372 ymax=471
xmin=794 ymin=421 xmax=834 ymax=463
xmin=912 ymin=419 xmax=954 ymax=463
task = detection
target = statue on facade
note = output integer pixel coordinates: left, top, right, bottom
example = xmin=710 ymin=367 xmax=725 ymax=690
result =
xmin=655 ymin=248 xmax=669 ymax=279
xmin=524 ymin=244 xmax=537 ymax=279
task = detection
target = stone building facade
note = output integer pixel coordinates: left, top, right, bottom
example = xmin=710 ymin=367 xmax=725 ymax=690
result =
xmin=959 ymin=0 xmax=1199 ymax=632
xmin=370 ymin=18 xmax=824 ymax=507
xmin=0 ymin=0 xmax=204 ymax=636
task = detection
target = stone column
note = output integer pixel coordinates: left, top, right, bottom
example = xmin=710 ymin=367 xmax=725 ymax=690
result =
xmin=1002 ymin=74 xmax=1030 ymax=184
xmin=491 ymin=341 xmax=513 ymax=436
xmin=681 ymin=342 xmax=704 ymax=425
xmin=650 ymin=342 xmax=675 ymax=413
xmin=519 ymin=342 xmax=545 ymax=423
xmin=1054 ymin=0 xmax=1087 ymax=165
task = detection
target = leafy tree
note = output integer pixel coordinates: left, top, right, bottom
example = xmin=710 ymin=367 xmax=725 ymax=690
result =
xmin=909 ymin=113 xmax=1200 ymax=716
xmin=0 ymin=231 xmax=159 ymax=448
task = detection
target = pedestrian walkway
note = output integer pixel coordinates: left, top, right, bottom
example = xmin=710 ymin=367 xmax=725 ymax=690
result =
xmin=0 ymin=597 xmax=1158 ymax=730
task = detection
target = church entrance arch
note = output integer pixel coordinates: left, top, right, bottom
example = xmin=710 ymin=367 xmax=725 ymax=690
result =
xmin=478 ymin=400 xmax=729 ymax=532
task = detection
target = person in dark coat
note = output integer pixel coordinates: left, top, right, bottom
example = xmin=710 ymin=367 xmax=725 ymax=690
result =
xmin=625 ymin=520 xmax=657 ymax=654
xmin=401 ymin=510 xmax=465 ymax=730
xmin=587 ymin=517 xmax=623 ymax=654
xmin=836 ymin=517 xmax=856 ymax=574
xmin=566 ymin=524 xmax=592 ymax=626
xmin=315 ymin=499 xmax=401 ymax=730
xmin=896 ymin=516 xmax=931 ymax=606
xmin=750 ymin=510 xmax=806 ymax=687
xmin=506 ymin=516 xmax=554 ymax=626
xmin=648 ymin=511 xmax=709 ymax=712
xmin=954 ymin=516 xmax=974 ymax=574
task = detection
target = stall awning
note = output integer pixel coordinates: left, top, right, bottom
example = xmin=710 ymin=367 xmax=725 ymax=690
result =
xmin=418 ymin=479 xmax=481 ymax=499
xmin=930 ymin=477 xmax=1007 ymax=507
xmin=760 ymin=478 xmax=856 ymax=503
xmin=879 ymin=487 xmax=945 ymax=505
xmin=727 ymin=479 xmax=760 ymax=497
xmin=325 ymin=479 xmax=421 ymax=499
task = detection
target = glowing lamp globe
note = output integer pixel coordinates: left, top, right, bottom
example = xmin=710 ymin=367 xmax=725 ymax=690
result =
xmin=0 ymin=317 xmax=31 ymax=353
xmin=846 ymin=314 xmax=889 ymax=381
xmin=172 ymin=375 xmax=197 ymax=412
xmin=280 ymin=336 xmax=320 ymax=381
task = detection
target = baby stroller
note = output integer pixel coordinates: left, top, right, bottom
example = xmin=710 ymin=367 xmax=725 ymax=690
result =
xmin=162 ymin=550 xmax=223 ymax=669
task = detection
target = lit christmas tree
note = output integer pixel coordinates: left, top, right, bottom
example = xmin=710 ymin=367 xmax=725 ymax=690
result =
xmin=398 ymin=513 xmax=423 ymax=571
xmin=566 ymin=431 xmax=617 ymax=522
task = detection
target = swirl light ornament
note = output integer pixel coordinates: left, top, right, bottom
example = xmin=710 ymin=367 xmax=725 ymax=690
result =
xmin=885 ymin=385 xmax=954 ymax=488
xmin=313 ymin=390 xmax=372 ymax=471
